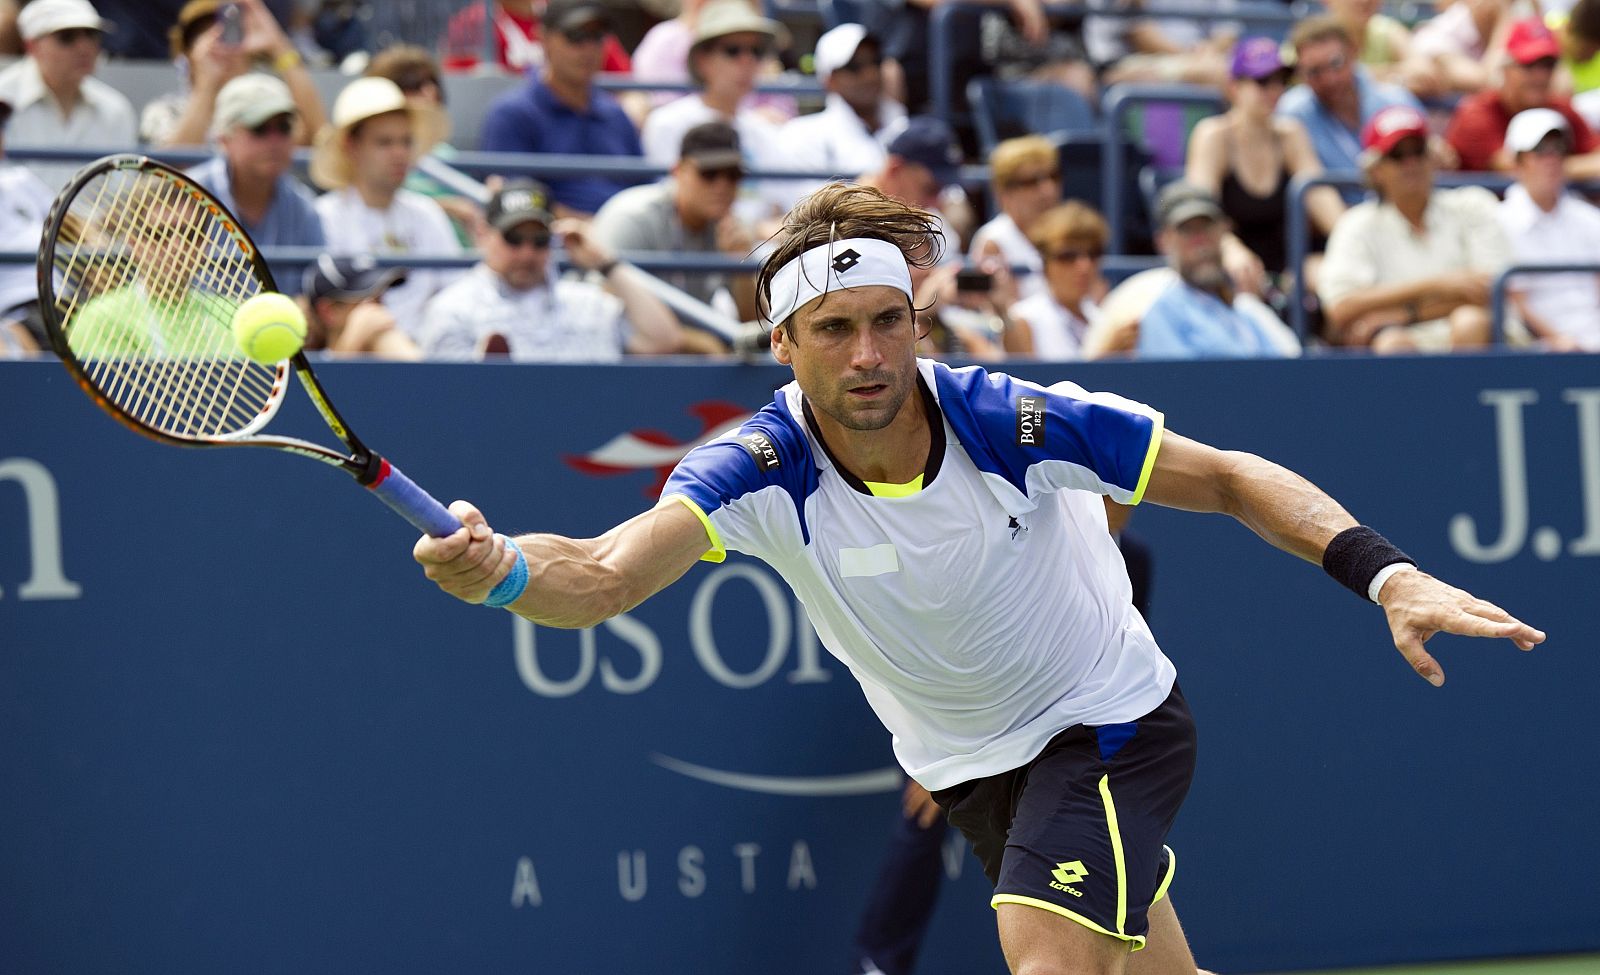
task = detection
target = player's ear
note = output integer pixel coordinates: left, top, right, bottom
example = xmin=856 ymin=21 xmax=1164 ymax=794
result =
xmin=770 ymin=323 xmax=793 ymax=365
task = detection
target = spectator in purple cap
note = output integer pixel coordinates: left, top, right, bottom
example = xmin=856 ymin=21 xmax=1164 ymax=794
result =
xmin=1186 ymin=36 xmax=1345 ymax=298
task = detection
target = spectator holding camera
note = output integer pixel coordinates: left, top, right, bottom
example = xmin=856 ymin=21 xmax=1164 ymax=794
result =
xmin=969 ymin=135 xmax=1061 ymax=300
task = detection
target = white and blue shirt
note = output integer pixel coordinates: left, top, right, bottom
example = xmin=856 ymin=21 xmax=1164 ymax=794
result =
xmin=664 ymin=359 xmax=1175 ymax=790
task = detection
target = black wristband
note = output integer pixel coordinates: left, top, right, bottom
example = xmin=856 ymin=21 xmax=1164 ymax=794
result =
xmin=1322 ymin=526 xmax=1416 ymax=601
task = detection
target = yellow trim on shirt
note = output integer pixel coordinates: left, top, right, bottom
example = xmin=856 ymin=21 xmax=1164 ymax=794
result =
xmin=1128 ymin=413 xmax=1165 ymax=506
xmin=665 ymin=493 xmax=726 ymax=563
xmin=990 ymin=895 xmax=1148 ymax=950
xmin=864 ymin=474 xmax=925 ymax=497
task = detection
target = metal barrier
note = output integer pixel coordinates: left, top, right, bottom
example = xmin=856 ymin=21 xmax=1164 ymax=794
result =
xmin=1490 ymin=262 xmax=1600 ymax=346
xmin=1100 ymin=83 xmax=1226 ymax=255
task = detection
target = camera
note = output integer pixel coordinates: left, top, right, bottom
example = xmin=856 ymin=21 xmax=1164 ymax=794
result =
xmin=955 ymin=266 xmax=993 ymax=293
xmin=220 ymin=3 xmax=243 ymax=45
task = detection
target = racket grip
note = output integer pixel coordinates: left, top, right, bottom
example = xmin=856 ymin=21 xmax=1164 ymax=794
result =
xmin=366 ymin=458 xmax=462 ymax=537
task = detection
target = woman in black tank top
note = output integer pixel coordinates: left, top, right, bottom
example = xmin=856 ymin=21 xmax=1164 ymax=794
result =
xmin=1184 ymin=37 xmax=1347 ymax=294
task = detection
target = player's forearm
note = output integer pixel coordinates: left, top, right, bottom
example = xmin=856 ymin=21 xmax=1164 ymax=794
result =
xmin=1219 ymin=452 xmax=1359 ymax=565
xmin=502 ymin=533 xmax=635 ymax=628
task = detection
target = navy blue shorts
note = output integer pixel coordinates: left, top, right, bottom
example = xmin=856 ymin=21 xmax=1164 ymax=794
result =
xmin=930 ymin=683 xmax=1196 ymax=950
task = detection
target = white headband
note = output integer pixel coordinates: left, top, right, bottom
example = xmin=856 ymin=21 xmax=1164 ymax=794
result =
xmin=763 ymin=237 xmax=913 ymax=326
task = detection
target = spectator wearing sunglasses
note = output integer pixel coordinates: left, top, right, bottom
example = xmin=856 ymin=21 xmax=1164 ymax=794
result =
xmin=479 ymin=0 xmax=644 ymax=218
xmin=771 ymin=24 xmax=906 ymax=210
xmin=1447 ymin=19 xmax=1600 ymax=177
xmin=592 ymin=121 xmax=758 ymax=320
xmin=0 ymin=0 xmax=134 ymax=191
xmin=1277 ymin=17 xmax=1426 ymax=178
xmin=969 ymin=135 xmax=1061 ymax=300
xmin=188 ymin=73 xmax=325 ymax=250
xmin=143 ymin=0 xmax=325 ymax=149
xmin=420 ymin=180 xmax=685 ymax=362
xmin=1186 ymin=37 xmax=1345 ymax=299
xmin=1005 ymin=202 xmax=1110 ymax=360
xmin=299 ymin=254 xmax=421 ymax=360
xmin=1319 ymin=105 xmax=1510 ymax=353
xmin=640 ymin=1 xmax=785 ymax=174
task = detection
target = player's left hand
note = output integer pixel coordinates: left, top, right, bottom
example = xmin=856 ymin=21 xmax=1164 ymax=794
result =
xmin=1376 ymin=568 xmax=1545 ymax=687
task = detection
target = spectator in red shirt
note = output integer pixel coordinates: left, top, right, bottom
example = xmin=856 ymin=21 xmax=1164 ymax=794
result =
xmin=442 ymin=0 xmax=630 ymax=75
xmin=1446 ymin=18 xmax=1600 ymax=177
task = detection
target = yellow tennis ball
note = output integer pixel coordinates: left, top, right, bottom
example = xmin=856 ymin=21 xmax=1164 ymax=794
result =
xmin=232 ymin=292 xmax=307 ymax=364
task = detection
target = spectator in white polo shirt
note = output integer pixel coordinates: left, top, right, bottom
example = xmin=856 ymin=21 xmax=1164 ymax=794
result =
xmin=1496 ymin=108 xmax=1600 ymax=351
xmin=311 ymin=76 xmax=460 ymax=338
xmin=0 ymin=96 xmax=53 ymax=356
xmin=420 ymin=180 xmax=687 ymax=362
xmin=771 ymin=23 xmax=906 ymax=209
xmin=0 ymin=0 xmax=135 ymax=191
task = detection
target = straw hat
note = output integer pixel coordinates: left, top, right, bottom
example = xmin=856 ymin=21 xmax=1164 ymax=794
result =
xmin=309 ymin=77 xmax=448 ymax=190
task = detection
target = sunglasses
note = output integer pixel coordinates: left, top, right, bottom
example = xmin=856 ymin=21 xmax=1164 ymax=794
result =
xmin=1385 ymin=140 xmax=1428 ymax=162
xmin=561 ymin=26 xmax=609 ymax=44
xmin=502 ymin=228 xmax=553 ymax=249
xmin=394 ymin=71 xmax=440 ymax=94
xmin=1006 ymin=171 xmax=1059 ymax=191
xmin=249 ymin=115 xmax=294 ymax=138
xmin=695 ymin=166 xmax=745 ymax=183
xmin=1520 ymin=56 xmax=1559 ymax=72
xmin=836 ymin=54 xmax=882 ymax=73
xmin=50 ymin=27 xmax=101 ymax=45
xmin=1246 ymin=69 xmax=1294 ymax=88
xmin=715 ymin=42 xmax=769 ymax=60
xmin=1301 ymin=53 xmax=1348 ymax=79
xmin=1047 ymin=247 xmax=1102 ymax=263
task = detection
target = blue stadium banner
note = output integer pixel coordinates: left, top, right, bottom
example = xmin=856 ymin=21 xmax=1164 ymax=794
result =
xmin=3 ymin=354 xmax=1597 ymax=973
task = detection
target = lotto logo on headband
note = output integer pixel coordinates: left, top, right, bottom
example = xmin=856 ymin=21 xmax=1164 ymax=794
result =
xmin=1016 ymin=395 xmax=1046 ymax=446
xmin=830 ymin=249 xmax=861 ymax=274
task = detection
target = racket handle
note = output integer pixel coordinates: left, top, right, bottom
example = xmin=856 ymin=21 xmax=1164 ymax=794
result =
xmin=366 ymin=458 xmax=462 ymax=538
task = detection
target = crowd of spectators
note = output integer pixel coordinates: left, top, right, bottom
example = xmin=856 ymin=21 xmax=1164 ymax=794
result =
xmin=3 ymin=0 xmax=1600 ymax=362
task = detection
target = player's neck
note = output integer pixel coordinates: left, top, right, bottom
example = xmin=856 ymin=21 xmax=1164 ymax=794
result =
xmin=809 ymin=381 xmax=931 ymax=485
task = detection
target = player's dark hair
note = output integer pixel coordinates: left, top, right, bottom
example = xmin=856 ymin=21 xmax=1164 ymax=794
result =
xmin=757 ymin=183 xmax=944 ymax=340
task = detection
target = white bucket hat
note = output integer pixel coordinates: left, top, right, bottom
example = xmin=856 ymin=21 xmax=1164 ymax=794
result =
xmin=309 ymin=76 xmax=448 ymax=190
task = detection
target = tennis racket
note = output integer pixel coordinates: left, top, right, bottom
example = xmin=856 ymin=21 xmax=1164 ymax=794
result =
xmin=36 ymin=153 xmax=461 ymax=539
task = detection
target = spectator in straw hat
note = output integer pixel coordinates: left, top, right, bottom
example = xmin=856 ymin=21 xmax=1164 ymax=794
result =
xmin=312 ymin=76 xmax=461 ymax=338
xmin=0 ymin=0 xmax=135 ymax=190
xmin=187 ymin=73 xmax=324 ymax=249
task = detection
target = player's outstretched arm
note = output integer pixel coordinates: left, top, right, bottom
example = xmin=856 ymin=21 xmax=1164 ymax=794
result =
xmin=1142 ymin=432 xmax=1545 ymax=686
xmin=413 ymin=499 xmax=712 ymax=629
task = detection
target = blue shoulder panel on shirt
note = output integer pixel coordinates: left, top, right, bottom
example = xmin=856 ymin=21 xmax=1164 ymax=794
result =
xmin=933 ymin=362 xmax=1154 ymax=496
xmin=662 ymin=391 xmax=820 ymax=545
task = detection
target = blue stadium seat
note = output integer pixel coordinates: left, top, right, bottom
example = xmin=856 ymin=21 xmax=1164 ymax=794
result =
xmin=967 ymin=77 xmax=1097 ymax=155
xmin=818 ymin=0 xmax=899 ymax=32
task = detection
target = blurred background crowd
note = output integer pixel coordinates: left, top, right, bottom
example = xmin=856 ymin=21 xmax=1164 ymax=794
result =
xmin=3 ymin=0 xmax=1599 ymax=361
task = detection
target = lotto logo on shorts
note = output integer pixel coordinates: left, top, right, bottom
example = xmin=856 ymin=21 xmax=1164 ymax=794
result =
xmin=739 ymin=432 xmax=782 ymax=471
xmin=1049 ymin=860 xmax=1088 ymax=898
xmin=1016 ymin=395 xmax=1046 ymax=446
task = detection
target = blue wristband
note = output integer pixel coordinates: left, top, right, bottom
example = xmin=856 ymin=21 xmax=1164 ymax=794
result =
xmin=484 ymin=536 xmax=529 ymax=609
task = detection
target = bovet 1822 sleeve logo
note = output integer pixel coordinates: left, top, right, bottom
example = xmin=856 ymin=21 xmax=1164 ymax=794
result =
xmin=1016 ymin=395 xmax=1046 ymax=447
xmin=738 ymin=432 xmax=782 ymax=471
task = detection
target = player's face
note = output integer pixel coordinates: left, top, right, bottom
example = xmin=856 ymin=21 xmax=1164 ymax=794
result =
xmin=773 ymin=284 xmax=919 ymax=433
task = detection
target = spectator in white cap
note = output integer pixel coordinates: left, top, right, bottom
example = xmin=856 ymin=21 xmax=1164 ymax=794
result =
xmin=1496 ymin=108 xmax=1600 ymax=351
xmin=771 ymin=23 xmax=907 ymax=209
xmin=187 ymin=73 xmax=325 ymax=250
xmin=1319 ymin=104 xmax=1510 ymax=353
xmin=0 ymin=0 xmax=135 ymax=191
xmin=311 ymin=76 xmax=461 ymax=338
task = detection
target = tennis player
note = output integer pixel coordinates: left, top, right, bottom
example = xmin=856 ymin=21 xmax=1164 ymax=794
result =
xmin=413 ymin=183 xmax=1544 ymax=974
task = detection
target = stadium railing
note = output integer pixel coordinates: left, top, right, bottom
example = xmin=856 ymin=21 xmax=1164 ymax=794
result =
xmin=1490 ymin=263 xmax=1600 ymax=346
xmin=1100 ymin=83 xmax=1226 ymax=255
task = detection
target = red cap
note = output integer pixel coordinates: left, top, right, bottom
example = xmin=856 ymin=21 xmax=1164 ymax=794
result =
xmin=1506 ymin=18 xmax=1560 ymax=65
xmin=1361 ymin=104 xmax=1429 ymax=157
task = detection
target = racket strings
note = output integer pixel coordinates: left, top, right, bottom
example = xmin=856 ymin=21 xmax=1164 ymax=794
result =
xmin=52 ymin=167 xmax=283 ymax=440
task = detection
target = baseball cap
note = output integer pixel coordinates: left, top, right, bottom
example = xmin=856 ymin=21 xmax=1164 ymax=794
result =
xmin=885 ymin=116 xmax=962 ymax=188
xmin=814 ymin=23 xmax=871 ymax=82
xmin=1505 ymin=18 xmax=1561 ymax=65
xmin=692 ymin=0 xmax=781 ymax=46
xmin=302 ymin=254 xmax=408 ymax=303
xmin=212 ymin=73 xmax=297 ymax=135
xmin=486 ymin=180 xmax=555 ymax=232
xmin=18 ymin=0 xmax=112 ymax=42
xmin=1155 ymin=181 xmax=1225 ymax=228
xmin=1230 ymin=36 xmax=1287 ymax=80
xmin=1360 ymin=104 xmax=1429 ymax=160
xmin=679 ymin=121 xmax=743 ymax=169
xmin=542 ymin=0 xmax=610 ymax=31
xmin=1505 ymin=107 xmax=1571 ymax=153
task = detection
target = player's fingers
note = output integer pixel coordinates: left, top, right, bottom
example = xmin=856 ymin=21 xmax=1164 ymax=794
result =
xmin=1393 ymin=632 xmax=1444 ymax=687
xmin=448 ymin=500 xmax=493 ymax=538
xmin=1441 ymin=608 xmax=1544 ymax=645
xmin=1462 ymin=602 xmax=1545 ymax=648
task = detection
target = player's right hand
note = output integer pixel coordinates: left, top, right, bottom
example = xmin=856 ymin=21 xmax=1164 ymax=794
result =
xmin=413 ymin=500 xmax=520 ymax=604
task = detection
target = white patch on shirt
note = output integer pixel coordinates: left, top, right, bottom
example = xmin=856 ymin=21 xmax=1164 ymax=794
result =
xmin=838 ymin=544 xmax=900 ymax=578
